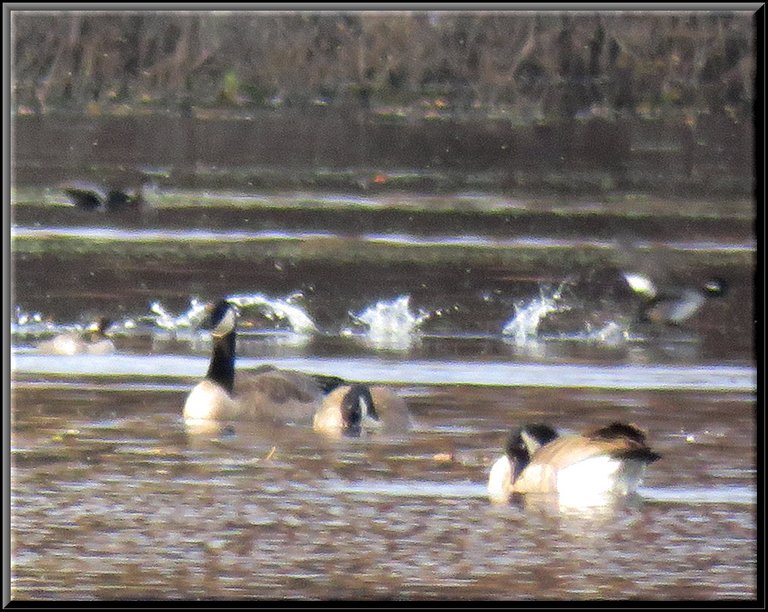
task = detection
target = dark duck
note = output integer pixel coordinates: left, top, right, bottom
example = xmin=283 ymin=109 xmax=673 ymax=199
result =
xmin=61 ymin=180 xmax=146 ymax=212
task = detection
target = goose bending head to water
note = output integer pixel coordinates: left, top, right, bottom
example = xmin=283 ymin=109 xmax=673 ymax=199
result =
xmin=183 ymin=300 xmax=339 ymax=424
xmin=313 ymin=383 xmax=411 ymax=436
xmin=488 ymin=422 xmax=660 ymax=503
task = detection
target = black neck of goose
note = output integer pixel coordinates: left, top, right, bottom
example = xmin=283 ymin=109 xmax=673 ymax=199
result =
xmin=509 ymin=448 xmax=531 ymax=479
xmin=505 ymin=431 xmax=532 ymax=480
xmin=207 ymin=329 xmax=236 ymax=393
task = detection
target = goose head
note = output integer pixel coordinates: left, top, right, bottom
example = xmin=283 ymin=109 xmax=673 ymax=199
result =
xmin=201 ymin=299 xmax=239 ymax=337
xmin=488 ymin=423 xmax=558 ymax=500
xmin=338 ymin=384 xmax=380 ymax=436
xmin=198 ymin=299 xmax=240 ymax=394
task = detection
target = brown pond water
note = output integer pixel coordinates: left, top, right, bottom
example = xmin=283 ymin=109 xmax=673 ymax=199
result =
xmin=9 ymin=380 xmax=756 ymax=600
xmin=9 ymin=114 xmax=757 ymax=601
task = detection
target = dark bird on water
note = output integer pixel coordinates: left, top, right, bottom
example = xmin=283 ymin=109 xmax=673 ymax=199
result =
xmin=61 ymin=181 xmax=146 ymax=211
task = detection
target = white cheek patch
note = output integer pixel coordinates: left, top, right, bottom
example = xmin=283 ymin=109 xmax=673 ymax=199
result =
xmin=359 ymin=394 xmax=382 ymax=431
xmin=212 ymin=308 xmax=236 ymax=337
xmin=520 ymin=430 xmax=548 ymax=455
xmin=361 ymin=396 xmax=378 ymax=419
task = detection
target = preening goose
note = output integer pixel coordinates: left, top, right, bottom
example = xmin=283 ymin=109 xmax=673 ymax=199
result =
xmin=313 ymin=383 xmax=411 ymax=436
xmin=488 ymin=422 xmax=660 ymax=502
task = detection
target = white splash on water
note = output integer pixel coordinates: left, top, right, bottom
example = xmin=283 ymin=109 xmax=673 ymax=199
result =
xmin=12 ymin=306 xmax=56 ymax=337
xmin=150 ymin=298 xmax=209 ymax=331
xmin=343 ymin=295 xmax=430 ymax=350
xmin=229 ymin=292 xmax=318 ymax=334
xmin=14 ymin=306 xmax=44 ymax=327
xmin=501 ymin=283 xmax=571 ymax=346
xmin=583 ymin=321 xmax=630 ymax=347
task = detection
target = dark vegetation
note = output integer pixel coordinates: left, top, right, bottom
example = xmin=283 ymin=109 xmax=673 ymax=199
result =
xmin=12 ymin=11 xmax=754 ymax=122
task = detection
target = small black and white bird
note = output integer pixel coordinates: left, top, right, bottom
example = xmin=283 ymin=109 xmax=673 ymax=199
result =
xmin=488 ymin=422 xmax=660 ymax=502
xmin=622 ymin=271 xmax=728 ymax=326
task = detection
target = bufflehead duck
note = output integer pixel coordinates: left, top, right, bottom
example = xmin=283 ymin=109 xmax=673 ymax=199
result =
xmin=622 ymin=272 xmax=727 ymax=326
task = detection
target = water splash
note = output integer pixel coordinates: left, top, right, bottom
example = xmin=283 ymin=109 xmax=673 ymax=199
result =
xmin=343 ymin=295 xmax=430 ymax=350
xmin=12 ymin=306 xmax=137 ymax=348
xmin=11 ymin=306 xmax=55 ymax=336
xmin=150 ymin=298 xmax=209 ymax=331
xmin=501 ymin=283 xmax=571 ymax=346
xmin=229 ymin=293 xmax=317 ymax=334
xmin=582 ymin=321 xmax=631 ymax=347
xmin=13 ymin=306 xmax=45 ymax=327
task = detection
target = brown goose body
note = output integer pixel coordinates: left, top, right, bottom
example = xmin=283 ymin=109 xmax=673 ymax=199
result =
xmin=185 ymin=368 xmax=325 ymax=423
xmin=488 ymin=422 xmax=660 ymax=501
xmin=183 ymin=301 xmax=345 ymax=425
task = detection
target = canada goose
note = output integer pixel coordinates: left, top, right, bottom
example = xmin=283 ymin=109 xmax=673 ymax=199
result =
xmin=313 ymin=384 xmax=411 ymax=436
xmin=488 ymin=422 xmax=660 ymax=502
xmin=622 ymin=272 xmax=727 ymax=326
xmin=183 ymin=300 xmax=343 ymax=423
xmin=62 ymin=180 xmax=145 ymax=211
xmin=38 ymin=317 xmax=115 ymax=355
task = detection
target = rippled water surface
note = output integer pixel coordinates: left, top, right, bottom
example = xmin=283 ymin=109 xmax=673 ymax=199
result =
xmin=10 ymin=189 xmax=756 ymax=600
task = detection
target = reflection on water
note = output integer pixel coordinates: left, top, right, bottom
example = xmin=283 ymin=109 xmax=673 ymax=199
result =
xmin=11 ymin=351 xmax=758 ymax=392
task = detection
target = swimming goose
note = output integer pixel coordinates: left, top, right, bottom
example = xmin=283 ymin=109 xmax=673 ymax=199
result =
xmin=313 ymin=383 xmax=411 ymax=436
xmin=488 ymin=422 xmax=660 ymax=502
xmin=622 ymin=272 xmax=727 ymax=326
xmin=62 ymin=181 xmax=145 ymax=211
xmin=183 ymin=300 xmax=343 ymax=423
xmin=38 ymin=317 xmax=115 ymax=355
